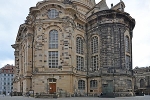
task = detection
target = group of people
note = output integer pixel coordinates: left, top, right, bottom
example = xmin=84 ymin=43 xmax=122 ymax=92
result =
xmin=2 ymin=91 xmax=12 ymax=97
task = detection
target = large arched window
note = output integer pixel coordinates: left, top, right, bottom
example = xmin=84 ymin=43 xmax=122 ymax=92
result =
xmin=125 ymin=36 xmax=130 ymax=52
xmin=140 ymin=79 xmax=145 ymax=88
xmin=49 ymin=30 xmax=58 ymax=49
xmin=76 ymin=37 xmax=83 ymax=54
xmin=78 ymin=80 xmax=85 ymax=90
xmin=48 ymin=9 xmax=59 ymax=19
xmin=90 ymin=80 xmax=97 ymax=88
xmin=91 ymin=36 xmax=98 ymax=54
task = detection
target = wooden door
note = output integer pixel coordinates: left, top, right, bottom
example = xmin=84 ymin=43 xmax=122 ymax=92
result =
xmin=49 ymin=83 xmax=56 ymax=94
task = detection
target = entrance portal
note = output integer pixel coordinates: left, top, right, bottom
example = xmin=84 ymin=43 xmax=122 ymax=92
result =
xmin=49 ymin=78 xmax=57 ymax=94
xmin=49 ymin=83 xmax=56 ymax=94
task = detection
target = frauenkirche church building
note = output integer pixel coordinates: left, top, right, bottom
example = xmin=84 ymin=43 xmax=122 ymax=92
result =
xmin=12 ymin=0 xmax=135 ymax=97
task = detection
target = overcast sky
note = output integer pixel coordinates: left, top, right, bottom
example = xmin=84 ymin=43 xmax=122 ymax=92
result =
xmin=0 ymin=0 xmax=149 ymax=68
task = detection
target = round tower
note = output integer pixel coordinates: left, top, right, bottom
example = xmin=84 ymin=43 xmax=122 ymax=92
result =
xmin=86 ymin=9 xmax=135 ymax=96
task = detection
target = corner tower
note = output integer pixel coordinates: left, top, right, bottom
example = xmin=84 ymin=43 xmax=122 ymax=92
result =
xmin=86 ymin=0 xmax=135 ymax=97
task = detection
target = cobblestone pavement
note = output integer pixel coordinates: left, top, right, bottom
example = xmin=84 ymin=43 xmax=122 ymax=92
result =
xmin=0 ymin=95 xmax=150 ymax=100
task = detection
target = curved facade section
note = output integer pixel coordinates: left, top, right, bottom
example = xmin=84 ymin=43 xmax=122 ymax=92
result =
xmin=86 ymin=10 xmax=135 ymax=96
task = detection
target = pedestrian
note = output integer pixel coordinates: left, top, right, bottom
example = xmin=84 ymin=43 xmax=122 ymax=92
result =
xmin=10 ymin=91 xmax=12 ymax=97
xmin=26 ymin=92 xmax=29 ymax=97
xmin=7 ymin=92 xmax=10 ymax=96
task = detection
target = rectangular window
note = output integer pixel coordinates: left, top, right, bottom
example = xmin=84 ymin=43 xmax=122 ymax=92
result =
xmin=91 ymin=55 xmax=98 ymax=71
xmin=49 ymin=51 xmax=58 ymax=68
xmin=76 ymin=56 xmax=84 ymax=71
xmin=126 ymin=55 xmax=130 ymax=70
xmin=90 ymin=80 xmax=97 ymax=88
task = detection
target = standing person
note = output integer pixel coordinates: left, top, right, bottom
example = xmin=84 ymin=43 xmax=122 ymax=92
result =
xmin=26 ymin=92 xmax=29 ymax=97
xmin=7 ymin=92 xmax=10 ymax=96
xmin=10 ymin=91 xmax=12 ymax=97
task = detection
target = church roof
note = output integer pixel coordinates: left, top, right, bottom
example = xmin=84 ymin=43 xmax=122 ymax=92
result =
xmin=86 ymin=0 xmax=109 ymax=17
xmin=94 ymin=0 xmax=109 ymax=11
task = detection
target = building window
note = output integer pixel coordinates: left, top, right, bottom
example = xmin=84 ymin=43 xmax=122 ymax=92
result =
xmin=48 ymin=9 xmax=59 ymax=19
xmin=49 ymin=30 xmax=58 ymax=49
xmin=77 ymin=23 xmax=84 ymax=30
xmin=91 ymin=36 xmax=98 ymax=54
xmin=49 ymin=78 xmax=57 ymax=83
xmin=48 ymin=51 xmax=58 ymax=68
xmin=78 ymin=80 xmax=85 ymax=90
xmin=90 ymin=80 xmax=97 ymax=88
xmin=76 ymin=37 xmax=83 ymax=54
xmin=140 ymin=79 xmax=145 ymax=88
xmin=76 ymin=56 xmax=84 ymax=71
xmin=127 ymin=80 xmax=132 ymax=89
xmin=91 ymin=55 xmax=98 ymax=71
xmin=125 ymin=36 xmax=130 ymax=52
xmin=126 ymin=55 xmax=130 ymax=70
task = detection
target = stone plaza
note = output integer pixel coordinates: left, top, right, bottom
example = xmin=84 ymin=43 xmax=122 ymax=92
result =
xmin=0 ymin=96 xmax=150 ymax=100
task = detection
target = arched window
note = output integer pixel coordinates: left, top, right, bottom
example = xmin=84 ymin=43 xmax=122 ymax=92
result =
xmin=48 ymin=9 xmax=59 ymax=19
xmin=76 ymin=37 xmax=83 ymax=54
xmin=140 ymin=79 xmax=145 ymax=88
xmin=125 ymin=36 xmax=130 ymax=52
xmin=91 ymin=55 xmax=98 ymax=71
xmin=78 ymin=80 xmax=85 ymax=90
xmin=49 ymin=30 xmax=58 ymax=49
xmin=91 ymin=36 xmax=98 ymax=54
xmin=90 ymin=80 xmax=97 ymax=88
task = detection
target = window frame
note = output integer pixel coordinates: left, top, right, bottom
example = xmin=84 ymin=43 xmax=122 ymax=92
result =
xmin=91 ymin=55 xmax=98 ymax=71
xmin=76 ymin=56 xmax=84 ymax=71
xmin=91 ymin=36 xmax=98 ymax=54
xmin=49 ymin=30 xmax=58 ymax=49
xmin=125 ymin=36 xmax=130 ymax=53
xmin=48 ymin=9 xmax=59 ymax=19
xmin=125 ymin=55 xmax=130 ymax=70
xmin=78 ymin=80 xmax=85 ymax=90
xmin=90 ymin=80 xmax=97 ymax=88
xmin=48 ymin=51 xmax=58 ymax=68
xmin=76 ymin=37 xmax=84 ymax=55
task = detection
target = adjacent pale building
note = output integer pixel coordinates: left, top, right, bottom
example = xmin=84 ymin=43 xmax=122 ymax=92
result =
xmin=12 ymin=0 xmax=135 ymax=97
xmin=0 ymin=64 xmax=14 ymax=95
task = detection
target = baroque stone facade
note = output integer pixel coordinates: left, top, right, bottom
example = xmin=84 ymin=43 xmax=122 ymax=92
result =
xmin=12 ymin=0 xmax=135 ymax=97
xmin=133 ymin=67 xmax=150 ymax=95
